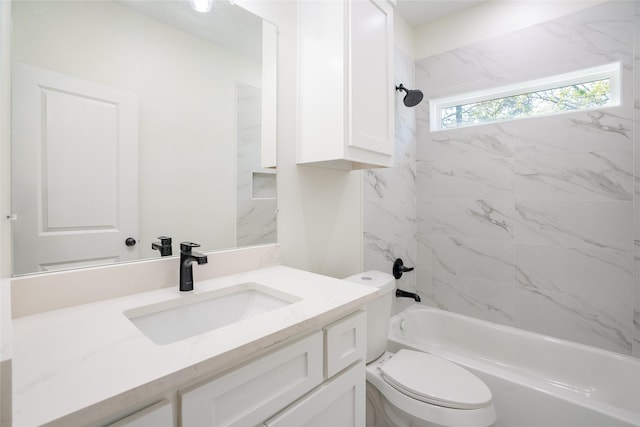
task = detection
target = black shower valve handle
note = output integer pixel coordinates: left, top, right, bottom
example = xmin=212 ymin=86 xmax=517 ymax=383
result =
xmin=402 ymin=265 xmax=414 ymax=273
xmin=392 ymin=258 xmax=414 ymax=279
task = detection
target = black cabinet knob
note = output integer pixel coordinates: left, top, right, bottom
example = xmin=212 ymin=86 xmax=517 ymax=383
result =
xmin=125 ymin=237 xmax=137 ymax=247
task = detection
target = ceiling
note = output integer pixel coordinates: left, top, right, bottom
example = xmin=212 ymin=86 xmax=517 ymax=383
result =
xmin=116 ymin=1 xmax=487 ymax=57
xmin=395 ymin=0 xmax=486 ymax=27
xmin=117 ymin=0 xmax=263 ymax=60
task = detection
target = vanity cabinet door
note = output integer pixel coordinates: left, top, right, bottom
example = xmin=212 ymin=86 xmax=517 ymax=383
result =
xmin=324 ymin=310 xmax=366 ymax=378
xmin=180 ymin=332 xmax=323 ymax=427
xmin=107 ymin=400 xmax=173 ymax=427
xmin=264 ymin=362 xmax=366 ymax=427
xmin=297 ymin=0 xmax=394 ymax=170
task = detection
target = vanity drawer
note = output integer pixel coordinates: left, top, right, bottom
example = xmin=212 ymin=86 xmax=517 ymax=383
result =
xmin=107 ymin=400 xmax=173 ymax=427
xmin=324 ymin=311 xmax=366 ymax=378
xmin=180 ymin=332 xmax=323 ymax=427
xmin=264 ymin=362 xmax=365 ymax=427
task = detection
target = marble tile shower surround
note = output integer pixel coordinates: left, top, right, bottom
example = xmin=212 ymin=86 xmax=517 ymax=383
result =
xmin=236 ymin=83 xmax=277 ymax=247
xmin=412 ymin=1 xmax=639 ymax=356
xmin=363 ymin=47 xmax=417 ymax=308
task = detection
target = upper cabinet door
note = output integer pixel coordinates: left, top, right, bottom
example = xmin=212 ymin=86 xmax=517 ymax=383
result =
xmin=297 ymin=0 xmax=394 ymax=170
xmin=261 ymin=20 xmax=278 ymax=169
xmin=348 ymin=0 xmax=394 ymax=158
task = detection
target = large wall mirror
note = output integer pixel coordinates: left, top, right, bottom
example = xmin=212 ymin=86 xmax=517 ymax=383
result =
xmin=10 ymin=0 xmax=277 ymax=275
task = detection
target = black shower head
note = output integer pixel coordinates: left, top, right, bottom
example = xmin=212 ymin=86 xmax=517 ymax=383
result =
xmin=396 ymin=84 xmax=424 ymax=107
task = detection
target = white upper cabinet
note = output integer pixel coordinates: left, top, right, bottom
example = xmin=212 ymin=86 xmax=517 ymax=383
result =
xmin=297 ymin=0 xmax=394 ymax=170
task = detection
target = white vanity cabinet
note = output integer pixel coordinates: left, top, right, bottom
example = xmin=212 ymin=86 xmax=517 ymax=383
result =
xmin=265 ymin=363 xmax=365 ymax=427
xmin=12 ymin=266 xmax=377 ymax=427
xmin=265 ymin=311 xmax=367 ymax=426
xmin=324 ymin=310 xmax=367 ymax=378
xmin=180 ymin=311 xmax=367 ymax=427
xmin=107 ymin=401 xmax=173 ymax=427
xmin=180 ymin=332 xmax=324 ymax=426
xmin=297 ymin=0 xmax=395 ymax=170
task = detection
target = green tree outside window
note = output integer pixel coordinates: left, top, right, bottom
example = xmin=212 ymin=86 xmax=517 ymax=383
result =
xmin=441 ymin=79 xmax=610 ymax=129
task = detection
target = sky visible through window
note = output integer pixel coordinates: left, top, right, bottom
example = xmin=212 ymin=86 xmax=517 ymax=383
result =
xmin=440 ymin=78 xmax=611 ymax=129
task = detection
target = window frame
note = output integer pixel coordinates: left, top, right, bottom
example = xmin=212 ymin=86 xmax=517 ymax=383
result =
xmin=429 ymin=62 xmax=621 ymax=131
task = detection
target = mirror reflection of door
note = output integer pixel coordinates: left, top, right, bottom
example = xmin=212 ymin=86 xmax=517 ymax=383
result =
xmin=10 ymin=0 xmax=277 ymax=276
xmin=12 ymin=63 xmax=139 ymax=275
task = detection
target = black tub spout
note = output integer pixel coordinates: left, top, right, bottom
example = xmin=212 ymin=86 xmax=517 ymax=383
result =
xmin=396 ymin=289 xmax=421 ymax=302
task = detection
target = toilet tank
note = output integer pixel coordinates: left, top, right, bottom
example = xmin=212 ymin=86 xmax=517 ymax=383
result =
xmin=344 ymin=271 xmax=395 ymax=363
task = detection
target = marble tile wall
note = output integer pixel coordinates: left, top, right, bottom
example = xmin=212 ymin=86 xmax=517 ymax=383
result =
xmin=414 ymin=1 xmax=639 ymax=356
xmin=363 ymin=48 xmax=417 ymax=312
xmin=236 ymin=83 xmax=277 ymax=247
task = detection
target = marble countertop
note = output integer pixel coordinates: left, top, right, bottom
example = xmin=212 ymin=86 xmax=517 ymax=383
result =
xmin=12 ymin=266 xmax=378 ymax=426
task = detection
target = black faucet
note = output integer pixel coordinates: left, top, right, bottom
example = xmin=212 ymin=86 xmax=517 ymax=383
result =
xmin=151 ymin=236 xmax=172 ymax=257
xmin=179 ymin=242 xmax=208 ymax=291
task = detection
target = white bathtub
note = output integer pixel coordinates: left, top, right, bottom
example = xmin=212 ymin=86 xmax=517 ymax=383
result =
xmin=387 ymin=305 xmax=640 ymax=427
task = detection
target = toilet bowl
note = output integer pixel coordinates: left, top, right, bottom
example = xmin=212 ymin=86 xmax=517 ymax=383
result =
xmin=345 ymin=271 xmax=496 ymax=427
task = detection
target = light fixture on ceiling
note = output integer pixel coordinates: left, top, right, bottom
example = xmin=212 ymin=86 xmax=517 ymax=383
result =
xmin=189 ymin=0 xmax=213 ymax=13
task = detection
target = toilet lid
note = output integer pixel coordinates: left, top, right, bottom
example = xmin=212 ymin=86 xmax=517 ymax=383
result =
xmin=379 ymin=349 xmax=492 ymax=410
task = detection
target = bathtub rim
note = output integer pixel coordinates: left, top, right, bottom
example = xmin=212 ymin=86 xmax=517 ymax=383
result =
xmin=392 ymin=304 xmax=639 ymax=364
xmin=388 ymin=304 xmax=640 ymax=427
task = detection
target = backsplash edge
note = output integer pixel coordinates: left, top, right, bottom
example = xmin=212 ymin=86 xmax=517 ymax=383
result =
xmin=11 ymin=244 xmax=281 ymax=318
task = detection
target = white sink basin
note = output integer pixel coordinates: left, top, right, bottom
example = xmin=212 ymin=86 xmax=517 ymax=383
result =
xmin=124 ymin=283 xmax=301 ymax=345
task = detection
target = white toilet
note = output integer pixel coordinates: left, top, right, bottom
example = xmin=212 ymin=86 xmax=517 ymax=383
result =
xmin=345 ymin=271 xmax=497 ymax=427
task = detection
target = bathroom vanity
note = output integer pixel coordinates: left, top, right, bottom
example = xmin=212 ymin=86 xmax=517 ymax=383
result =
xmin=11 ymin=266 xmax=376 ymax=426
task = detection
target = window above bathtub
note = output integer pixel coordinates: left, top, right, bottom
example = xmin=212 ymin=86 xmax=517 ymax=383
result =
xmin=430 ymin=62 xmax=620 ymax=131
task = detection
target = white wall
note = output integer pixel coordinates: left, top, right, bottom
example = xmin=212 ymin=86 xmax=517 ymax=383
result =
xmin=414 ymin=0 xmax=609 ymax=60
xmin=236 ymin=0 xmax=364 ymax=279
xmin=394 ymin=13 xmax=415 ymax=60
xmin=0 ymin=0 xmax=11 ymax=279
xmin=0 ymin=1 xmax=12 ymax=424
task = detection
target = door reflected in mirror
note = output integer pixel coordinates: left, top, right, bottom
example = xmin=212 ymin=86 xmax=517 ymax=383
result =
xmin=11 ymin=0 xmax=277 ymax=275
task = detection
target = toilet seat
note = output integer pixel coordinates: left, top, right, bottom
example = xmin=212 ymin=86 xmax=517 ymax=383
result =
xmin=366 ymin=352 xmax=497 ymax=427
xmin=379 ymin=349 xmax=492 ymax=410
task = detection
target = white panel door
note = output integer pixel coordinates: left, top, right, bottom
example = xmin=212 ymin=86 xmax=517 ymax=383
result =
xmin=12 ymin=63 xmax=139 ymax=274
